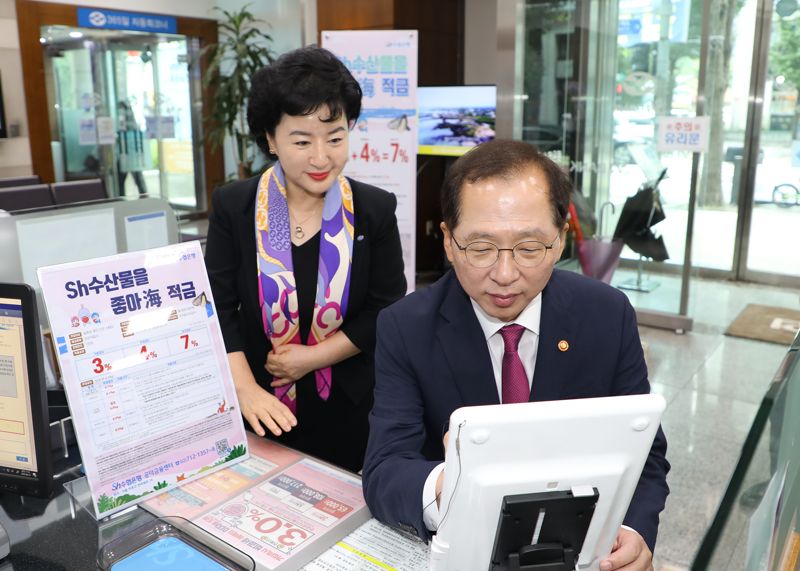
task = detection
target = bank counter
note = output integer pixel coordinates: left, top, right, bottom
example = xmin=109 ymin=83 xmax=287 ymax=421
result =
xmin=0 ymin=449 xmax=430 ymax=570
xmin=0 ymin=471 xmax=158 ymax=569
xmin=693 ymin=331 xmax=800 ymax=570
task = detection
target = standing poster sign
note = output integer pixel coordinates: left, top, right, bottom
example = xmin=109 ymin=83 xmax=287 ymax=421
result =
xmin=322 ymin=30 xmax=418 ymax=291
xmin=38 ymin=242 xmax=248 ymax=518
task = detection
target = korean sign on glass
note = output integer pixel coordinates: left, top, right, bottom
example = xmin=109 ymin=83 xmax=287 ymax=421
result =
xmin=656 ymin=116 xmax=710 ymax=152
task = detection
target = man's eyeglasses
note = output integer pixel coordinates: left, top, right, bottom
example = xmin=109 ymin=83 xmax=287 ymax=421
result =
xmin=450 ymin=233 xmax=561 ymax=268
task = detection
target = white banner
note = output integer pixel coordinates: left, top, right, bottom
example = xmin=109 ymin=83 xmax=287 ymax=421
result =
xmin=322 ymin=30 xmax=418 ymax=292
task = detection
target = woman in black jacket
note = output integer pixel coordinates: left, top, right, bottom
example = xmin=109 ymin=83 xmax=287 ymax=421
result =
xmin=205 ymin=47 xmax=406 ymax=472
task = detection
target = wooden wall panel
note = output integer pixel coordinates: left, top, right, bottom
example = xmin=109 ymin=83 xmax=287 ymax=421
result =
xmin=395 ymin=0 xmax=463 ymax=85
xmin=317 ymin=0 xmax=394 ymax=34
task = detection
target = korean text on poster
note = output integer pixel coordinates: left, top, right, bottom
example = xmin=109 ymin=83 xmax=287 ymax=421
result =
xmin=37 ymin=242 xmax=248 ymax=518
xmin=322 ymin=30 xmax=418 ymax=293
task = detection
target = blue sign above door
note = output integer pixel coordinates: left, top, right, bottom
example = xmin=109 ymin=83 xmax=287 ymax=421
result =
xmin=77 ymin=8 xmax=177 ymax=34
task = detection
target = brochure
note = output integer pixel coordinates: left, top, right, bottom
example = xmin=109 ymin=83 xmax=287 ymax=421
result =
xmin=143 ymin=433 xmax=371 ymax=570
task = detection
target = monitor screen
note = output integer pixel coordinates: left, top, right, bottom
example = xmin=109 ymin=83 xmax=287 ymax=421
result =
xmin=418 ymin=85 xmax=496 ymax=156
xmin=0 ymin=283 xmax=52 ymax=496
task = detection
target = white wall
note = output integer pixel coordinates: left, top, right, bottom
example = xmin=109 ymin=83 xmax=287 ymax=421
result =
xmin=464 ymin=0 xmax=497 ymax=85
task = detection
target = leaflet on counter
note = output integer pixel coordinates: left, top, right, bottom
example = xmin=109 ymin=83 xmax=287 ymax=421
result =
xmin=38 ymin=242 xmax=248 ymax=518
xmin=143 ymin=433 xmax=371 ymax=570
xmin=302 ymin=518 xmax=430 ymax=571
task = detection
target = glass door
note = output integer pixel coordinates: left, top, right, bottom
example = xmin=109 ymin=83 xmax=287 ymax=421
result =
xmin=41 ymin=26 xmax=206 ymax=212
xmin=45 ymin=31 xmax=104 ymax=184
xmin=739 ymin=0 xmax=800 ymax=284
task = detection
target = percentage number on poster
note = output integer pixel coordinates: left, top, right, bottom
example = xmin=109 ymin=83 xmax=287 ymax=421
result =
xmin=240 ymin=508 xmax=313 ymax=553
xmin=353 ymin=142 xmax=409 ymax=163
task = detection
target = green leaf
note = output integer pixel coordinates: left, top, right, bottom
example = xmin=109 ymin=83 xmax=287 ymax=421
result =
xmin=200 ymin=4 xmax=275 ymax=178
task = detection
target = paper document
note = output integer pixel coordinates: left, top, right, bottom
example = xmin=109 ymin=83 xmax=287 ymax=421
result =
xmin=303 ymin=519 xmax=430 ymax=571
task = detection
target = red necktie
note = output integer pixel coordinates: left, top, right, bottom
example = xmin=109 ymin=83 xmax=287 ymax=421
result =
xmin=500 ymin=324 xmax=529 ymax=404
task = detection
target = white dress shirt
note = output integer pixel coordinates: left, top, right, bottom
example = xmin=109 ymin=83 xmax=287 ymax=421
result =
xmin=422 ymin=294 xmax=542 ymax=531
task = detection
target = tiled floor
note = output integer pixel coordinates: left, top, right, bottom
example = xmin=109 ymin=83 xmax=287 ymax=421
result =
xmin=632 ymin=274 xmax=800 ymax=570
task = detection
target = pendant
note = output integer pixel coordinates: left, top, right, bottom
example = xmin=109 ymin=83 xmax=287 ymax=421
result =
xmin=294 ymin=225 xmax=305 ymax=239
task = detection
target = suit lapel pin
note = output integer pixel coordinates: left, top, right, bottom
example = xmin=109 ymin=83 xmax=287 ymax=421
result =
xmin=557 ymin=340 xmax=569 ymax=352
xmin=357 ymin=235 xmax=365 ymax=241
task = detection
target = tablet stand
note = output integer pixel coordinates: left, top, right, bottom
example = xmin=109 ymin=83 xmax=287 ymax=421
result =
xmin=490 ymin=489 xmax=599 ymax=571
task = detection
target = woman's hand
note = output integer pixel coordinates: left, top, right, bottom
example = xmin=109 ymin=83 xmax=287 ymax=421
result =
xmin=228 ymin=351 xmax=296 ymax=436
xmin=266 ymin=344 xmax=320 ymax=386
xmin=237 ymin=381 xmax=297 ymax=437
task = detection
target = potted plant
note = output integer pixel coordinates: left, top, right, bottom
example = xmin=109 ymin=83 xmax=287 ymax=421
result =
xmin=201 ymin=5 xmax=275 ymax=179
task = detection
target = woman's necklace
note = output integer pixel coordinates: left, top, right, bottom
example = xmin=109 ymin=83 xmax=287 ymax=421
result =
xmin=290 ymin=207 xmax=320 ymax=240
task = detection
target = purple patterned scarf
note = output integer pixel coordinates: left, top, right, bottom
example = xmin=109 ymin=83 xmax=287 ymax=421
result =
xmin=255 ymin=163 xmax=355 ymax=414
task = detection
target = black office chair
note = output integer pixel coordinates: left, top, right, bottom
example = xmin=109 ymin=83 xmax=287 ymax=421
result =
xmin=0 ymin=184 xmax=55 ymax=211
xmin=0 ymin=175 xmax=41 ymax=189
xmin=51 ymin=179 xmax=107 ymax=205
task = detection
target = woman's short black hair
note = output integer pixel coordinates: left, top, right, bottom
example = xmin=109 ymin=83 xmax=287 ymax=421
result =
xmin=441 ymin=139 xmax=573 ymax=231
xmin=247 ymin=46 xmax=362 ymax=156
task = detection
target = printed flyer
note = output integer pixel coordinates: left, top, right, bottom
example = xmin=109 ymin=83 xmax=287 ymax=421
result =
xmin=143 ymin=433 xmax=371 ymax=570
xmin=38 ymin=242 xmax=248 ymax=518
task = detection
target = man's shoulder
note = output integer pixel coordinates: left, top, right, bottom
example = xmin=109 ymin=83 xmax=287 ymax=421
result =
xmin=382 ymin=271 xmax=456 ymax=325
xmin=548 ymin=268 xmax=630 ymax=308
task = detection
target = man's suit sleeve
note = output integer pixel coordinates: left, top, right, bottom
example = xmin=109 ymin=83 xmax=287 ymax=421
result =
xmin=339 ymin=191 xmax=407 ymax=356
xmin=615 ymin=299 xmax=670 ymax=552
xmin=362 ymin=307 xmax=440 ymax=542
xmin=205 ymin=186 xmax=244 ymax=353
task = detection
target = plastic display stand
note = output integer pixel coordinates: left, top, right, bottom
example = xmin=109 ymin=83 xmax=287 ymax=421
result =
xmin=62 ymin=476 xmax=103 ymax=520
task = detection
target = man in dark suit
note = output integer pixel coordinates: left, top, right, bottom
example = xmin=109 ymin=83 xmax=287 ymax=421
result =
xmin=362 ymin=139 xmax=669 ymax=571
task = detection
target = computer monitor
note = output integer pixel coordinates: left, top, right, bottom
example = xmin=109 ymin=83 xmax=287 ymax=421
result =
xmin=0 ymin=283 xmax=53 ymax=497
xmin=418 ymin=85 xmax=496 ymax=156
xmin=430 ymin=394 xmax=665 ymax=571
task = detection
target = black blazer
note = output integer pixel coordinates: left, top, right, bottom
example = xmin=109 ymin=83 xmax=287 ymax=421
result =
xmin=205 ymin=175 xmax=407 ymax=405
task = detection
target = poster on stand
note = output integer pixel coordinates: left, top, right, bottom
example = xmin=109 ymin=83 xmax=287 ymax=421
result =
xmin=322 ymin=30 xmax=418 ymax=292
xmin=38 ymin=242 xmax=248 ymax=518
